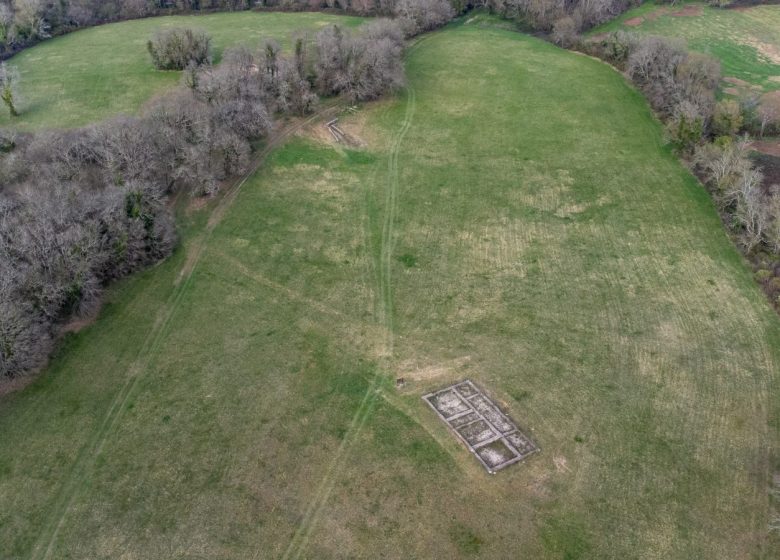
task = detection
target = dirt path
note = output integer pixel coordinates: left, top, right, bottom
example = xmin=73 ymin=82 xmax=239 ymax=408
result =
xmin=28 ymin=103 xmax=341 ymax=560
xmin=279 ymin=33 xmax=434 ymax=560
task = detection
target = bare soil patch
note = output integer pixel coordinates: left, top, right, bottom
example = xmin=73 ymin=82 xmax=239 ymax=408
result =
xmin=762 ymin=91 xmax=780 ymax=112
xmin=61 ymin=312 xmax=99 ymax=334
xmin=672 ymin=5 xmax=703 ymax=17
xmin=0 ymin=375 xmax=38 ymax=397
xmin=724 ymin=76 xmax=753 ymax=87
xmin=624 ymin=17 xmax=644 ymax=27
xmin=743 ymin=37 xmax=780 ymax=64
xmin=646 ymin=6 xmax=670 ymax=20
xmin=752 ymin=140 xmax=780 ymax=158
xmin=397 ymin=355 xmax=471 ymax=383
xmin=185 ymin=195 xmax=209 ymax=215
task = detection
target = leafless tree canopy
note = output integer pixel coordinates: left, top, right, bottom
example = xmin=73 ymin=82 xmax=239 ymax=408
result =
xmin=315 ymin=20 xmax=405 ymax=101
xmin=147 ymin=27 xmax=212 ymax=70
xmin=0 ymin=14 xmax=416 ymax=380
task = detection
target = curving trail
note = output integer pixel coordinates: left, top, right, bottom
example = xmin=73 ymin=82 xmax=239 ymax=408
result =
xmin=27 ymin=104 xmax=341 ymax=560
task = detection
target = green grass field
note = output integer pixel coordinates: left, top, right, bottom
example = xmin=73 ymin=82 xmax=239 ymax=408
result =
xmin=1 ymin=19 xmax=779 ymax=559
xmin=0 ymin=11 xmax=364 ymax=130
xmin=590 ymin=1 xmax=780 ymax=93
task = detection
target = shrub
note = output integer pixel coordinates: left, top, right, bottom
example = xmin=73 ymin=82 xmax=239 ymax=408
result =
xmin=552 ymin=16 xmax=579 ymax=48
xmin=147 ymin=27 xmax=212 ymax=71
xmin=712 ymin=99 xmax=743 ymax=137
xmin=665 ymin=101 xmax=705 ymax=153
xmin=0 ymin=62 xmax=20 ymax=116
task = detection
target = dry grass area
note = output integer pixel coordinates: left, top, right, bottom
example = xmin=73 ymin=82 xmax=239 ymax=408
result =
xmin=0 ymin=19 xmax=778 ymax=560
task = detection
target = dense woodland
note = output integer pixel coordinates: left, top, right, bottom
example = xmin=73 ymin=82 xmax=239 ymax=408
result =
xmin=0 ymin=0 xmax=644 ymax=58
xmin=0 ymin=13 xmax=413 ymax=378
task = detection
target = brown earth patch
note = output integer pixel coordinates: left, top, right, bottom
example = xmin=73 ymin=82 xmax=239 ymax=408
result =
xmin=553 ymin=455 xmax=571 ymax=473
xmin=646 ymin=6 xmax=670 ymax=21
xmin=723 ymin=87 xmax=742 ymax=96
xmin=743 ymin=37 xmax=780 ymax=65
xmin=397 ymin=355 xmax=472 ymax=383
xmin=751 ymin=140 xmax=780 ymax=158
xmin=299 ymin=115 xmax=368 ymax=149
xmin=0 ymin=374 xmax=38 ymax=397
xmin=724 ymin=76 xmax=753 ymax=87
xmin=62 ymin=310 xmax=99 ymax=334
xmin=300 ymin=120 xmax=339 ymax=146
xmin=185 ymin=195 xmax=209 ymax=215
xmin=672 ymin=4 xmax=703 ymax=16
xmin=762 ymin=91 xmax=780 ymax=112
xmin=624 ymin=16 xmax=644 ymax=27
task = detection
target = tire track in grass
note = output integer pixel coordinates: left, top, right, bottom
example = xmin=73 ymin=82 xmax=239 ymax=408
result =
xmin=280 ymin=83 xmax=417 ymax=560
xmin=28 ymin=105 xmax=340 ymax=560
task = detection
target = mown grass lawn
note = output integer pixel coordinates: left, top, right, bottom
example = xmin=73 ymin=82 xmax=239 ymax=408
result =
xmin=589 ymin=1 xmax=780 ymax=93
xmin=0 ymin=11 xmax=364 ymax=130
xmin=0 ymin=19 xmax=778 ymax=559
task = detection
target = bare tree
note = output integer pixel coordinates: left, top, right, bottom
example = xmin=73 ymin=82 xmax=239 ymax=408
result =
xmin=552 ymin=16 xmax=578 ymax=48
xmin=733 ymin=164 xmax=766 ymax=250
xmin=147 ymin=27 xmax=212 ymax=71
xmin=757 ymin=103 xmax=778 ymax=138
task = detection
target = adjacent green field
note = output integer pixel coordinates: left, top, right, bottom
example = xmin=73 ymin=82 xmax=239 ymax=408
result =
xmin=1 ymin=20 xmax=779 ymax=559
xmin=590 ymin=1 xmax=780 ymax=92
xmin=0 ymin=11 xmax=363 ymax=130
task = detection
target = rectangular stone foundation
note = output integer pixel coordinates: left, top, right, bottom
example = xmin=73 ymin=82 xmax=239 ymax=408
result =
xmin=423 ymin=380 xmax=539 ymax=473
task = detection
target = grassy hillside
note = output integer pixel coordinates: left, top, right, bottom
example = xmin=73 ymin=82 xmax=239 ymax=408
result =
xmin=1 ymin=20 xmax=778 ymax=559
xmin=590 ymin=1 xmax=780 ymax=93
xmin=0 ymin=11 xmax=364 ymax=130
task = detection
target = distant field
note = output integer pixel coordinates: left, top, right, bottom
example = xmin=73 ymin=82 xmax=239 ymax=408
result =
xmin=0 ymin=19 xmax=778 ymax=559
xmin=0 ymin=11 xmax=364 ymax=130
xmin=590 ymin=1 xmax=780 ymax=93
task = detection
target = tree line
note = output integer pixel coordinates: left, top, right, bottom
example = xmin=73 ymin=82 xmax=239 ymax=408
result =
xmin=0 ymin=0 xmax=456 ymax=59
xmin=0 ymin=11 xmax=440 ymax=379
xmin=474 ymin=1 xmax=780 ymax=308
xmin=581 ymin=31 xmax=780 ymax=309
